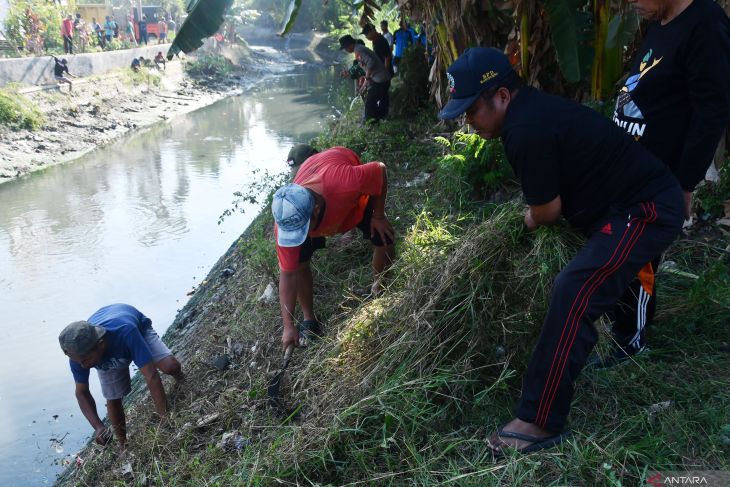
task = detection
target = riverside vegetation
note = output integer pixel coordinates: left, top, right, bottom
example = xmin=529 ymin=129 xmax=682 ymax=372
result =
xmin=58 ymin=74 xmax=729 ymax=486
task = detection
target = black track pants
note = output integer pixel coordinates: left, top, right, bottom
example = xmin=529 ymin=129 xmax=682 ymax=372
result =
xmin=516 ymin=186 xmax=684 ymax=432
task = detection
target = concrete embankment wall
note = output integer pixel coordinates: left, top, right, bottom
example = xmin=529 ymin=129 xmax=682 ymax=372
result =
xmin=0 ymin=45 xmax=171 ymax=87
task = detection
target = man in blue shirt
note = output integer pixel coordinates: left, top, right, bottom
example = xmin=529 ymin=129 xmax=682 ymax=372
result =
xmin=59 ymin=304 xmax=182 ymax=448
xmin=393 ymin=19 xmax=415 ymax=74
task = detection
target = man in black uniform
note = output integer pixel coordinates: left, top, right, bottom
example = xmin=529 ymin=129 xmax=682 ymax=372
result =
xmin=439 ymin=48 xmax=684 ymax=455
xmin=362 ymin=23 xmax=393 ymax=77
xmin=603 ymin=0 xmax=730 ymax=367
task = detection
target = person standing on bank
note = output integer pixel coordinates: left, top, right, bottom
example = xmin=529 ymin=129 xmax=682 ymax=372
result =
xmin=362 ymin=23 xmax=394 ymax=77
xmin=602 ymin=0 xmax=730 ymax=368
xmin=272 ymin=147 xmax=395 ymax=351
xmin=339 ymin=35 xmax=392 ymax=122
xmin=61 ymin=14 xmax=74 ymax=55
xmin=380 ymin=20 xmax=393 ymax=47
xmin=59 ymin=303 xmax=183 ymax=448
xmin=439 ymin=48 xmax=684 ymax=455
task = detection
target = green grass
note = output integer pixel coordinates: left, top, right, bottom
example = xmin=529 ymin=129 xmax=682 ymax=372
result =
xmin=0 ymin=87 xmax=44 ymax=130
xmin=185 ymin=54 xmax=236 ymax=79
xmin=122 ymin=66 xmax=162 ymax=88
xmin=58 ymin=104 xmax=729 ymax=487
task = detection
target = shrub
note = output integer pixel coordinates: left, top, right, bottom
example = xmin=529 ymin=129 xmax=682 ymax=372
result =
xmin=695 ymin=161 xmax=730 ymax=218
xmin=185 ymin=54 xmax=235 ymax=79
xmin=0 ymin=88 xmax=45 ymax=130
xmin=389 ymin=44 xmax=431 ymax=117
xmin=5 ymin=0 xmax=74 ymax=54
xmin=435 ymin=131 xmax=512 ymax=203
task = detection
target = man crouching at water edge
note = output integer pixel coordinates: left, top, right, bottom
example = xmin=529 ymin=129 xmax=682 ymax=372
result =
xmin=439 ymin=48 xmax=684 ymax=456
xmin=272 ymin=147 xmax=395 ymax=351
xmin=59 ymin=303 xmax=183 ymax=448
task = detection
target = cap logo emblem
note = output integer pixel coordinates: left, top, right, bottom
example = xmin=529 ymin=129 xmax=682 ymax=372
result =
xmin=447 ymin=72 xmax=456 ymax=93
xmin=480 ymin=71 xmax=498 ymax=84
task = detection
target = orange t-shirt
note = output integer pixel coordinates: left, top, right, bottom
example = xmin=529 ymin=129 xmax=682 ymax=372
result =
xmin=276 ymin=147 xmax=384 ymax=271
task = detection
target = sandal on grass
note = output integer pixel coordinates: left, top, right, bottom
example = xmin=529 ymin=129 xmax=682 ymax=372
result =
xmin=298 ymin=320 xmax=323 ymax=347
xmin=490 ymin=429 xmax=572 ymax=458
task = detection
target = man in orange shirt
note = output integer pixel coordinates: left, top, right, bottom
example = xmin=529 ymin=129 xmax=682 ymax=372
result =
xmin=272 ymin=147 xmax=395 ymax=350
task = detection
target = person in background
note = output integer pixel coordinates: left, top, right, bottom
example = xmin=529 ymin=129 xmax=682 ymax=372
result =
xmin=52 ymin=56 xmax=76 ymax=91
xmin=91 ymin=17 xmax=104 ymax=48
xmin=393 ymin=19 xmax=414 ymax=74
xmin=380 ymin=20 xmax=393 ymax=47
xmin=597 ymin=0 xmax=730 ymax=369
xmin=61 ymin=14 xmax=74 ymax=55
xmin=59 ymin=304 xmax=183 ymax=449
xmin=272 ymin=147 xmax=395 ymax=351
xmin=104 ymin=16 xmax=114 ymax=44
xmin=158 ymin=17 xmax=168 ymax=44
xmin=167 ymin=16 xmax=177 ymax=39
xmin=112 ymin=15 xmax=119 ymax=39
xmin=339 ymin=34 xmax=391 ymax=122
xmin=286 ymin=143 xmax=319 ymax=175
xmin=362 ymin=23 xmax=393 ymax=77
xmin=138 ymin=15 xmax=149 ymax=46
xmin=154 ymin=51 xmax=166 ymax=70
xmin=73 ymin=14 xmax=87 ymax=53
xmin=126 ymin=16 xmax=137 ymax=46
xmin=439 ymin=47 xmax=684 ymax=456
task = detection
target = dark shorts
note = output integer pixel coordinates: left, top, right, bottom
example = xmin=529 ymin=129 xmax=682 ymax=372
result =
xmin=298 ymin=200 xmax=394 ymax=264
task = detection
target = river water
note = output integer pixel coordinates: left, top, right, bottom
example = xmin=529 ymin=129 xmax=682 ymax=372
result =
xmin=0 ymin=66 xmax=341 ymax=485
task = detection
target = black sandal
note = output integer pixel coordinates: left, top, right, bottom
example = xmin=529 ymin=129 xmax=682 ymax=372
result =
xmin=298 ymin=320 xmax=323 ymax=347
xmin=490 ymin=429 xmax=572 ymax=458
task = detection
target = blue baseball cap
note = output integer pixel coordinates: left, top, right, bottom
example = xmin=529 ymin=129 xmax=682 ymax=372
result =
xmin=438 ymin=48 xmax=515 ymax=120
xmin=272 ymin=184 xmax=315 ymax=247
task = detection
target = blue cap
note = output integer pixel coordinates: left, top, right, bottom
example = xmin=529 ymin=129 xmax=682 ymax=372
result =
xmin=272 ymin=184 xmax=315 ymax=247
xmin=438 ymin=48 xmax=515 ymax=120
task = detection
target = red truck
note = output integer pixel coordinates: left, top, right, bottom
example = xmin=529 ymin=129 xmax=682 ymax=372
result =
xmin=133 ymin=6 xmax=166 ymax=42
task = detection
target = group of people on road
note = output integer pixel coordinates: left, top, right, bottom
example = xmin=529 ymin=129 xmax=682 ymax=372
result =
xmin=57 ymin=11 xmax=176 ymax=55
xmin=60 ymin=0 xmax=728 ymax=462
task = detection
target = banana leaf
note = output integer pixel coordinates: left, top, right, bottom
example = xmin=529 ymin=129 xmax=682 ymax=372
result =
xmin=167 ymin=0 xmax=234 ymax=60
xmin=278 ymin=0 xmax=302 ymax=37
xmin=544 ymin=0 xmax=594 ymax=83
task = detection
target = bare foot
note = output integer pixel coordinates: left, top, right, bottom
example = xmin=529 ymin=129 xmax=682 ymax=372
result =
xmin=487 ymin=418 xmax=555 ymax=454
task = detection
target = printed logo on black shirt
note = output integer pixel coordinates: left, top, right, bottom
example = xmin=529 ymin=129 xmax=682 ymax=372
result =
xmin=614 ymin=49 xmax=664 ymax=140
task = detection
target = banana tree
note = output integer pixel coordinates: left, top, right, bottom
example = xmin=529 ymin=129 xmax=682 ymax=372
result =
xmin=544 ymin=0 xmax=638 ymax=100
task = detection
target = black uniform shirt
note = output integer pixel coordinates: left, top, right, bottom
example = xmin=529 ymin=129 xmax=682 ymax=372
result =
xmin=613 ymin=0 xmax=730 ymax=191
xmin=371 ymin=34 xmax=393 ymax=76
xmin=502 ymin=87 xmax=677 ymax=230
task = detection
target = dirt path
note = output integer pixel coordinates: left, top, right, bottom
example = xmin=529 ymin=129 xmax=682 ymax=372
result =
xmin=0 ymin=60 xmax=239 ymax=183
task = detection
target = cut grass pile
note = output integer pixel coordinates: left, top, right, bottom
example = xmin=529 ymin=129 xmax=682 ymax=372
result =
xmin=58 ymin=109 xmax=729 ymax=487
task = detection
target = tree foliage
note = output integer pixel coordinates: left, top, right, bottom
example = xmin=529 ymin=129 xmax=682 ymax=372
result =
xmin=5 ymin=0 xmax=77 ymax=54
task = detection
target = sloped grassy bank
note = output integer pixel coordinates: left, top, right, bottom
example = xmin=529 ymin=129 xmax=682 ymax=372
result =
xmin=59 ymin=107 xmax=729 ymax=486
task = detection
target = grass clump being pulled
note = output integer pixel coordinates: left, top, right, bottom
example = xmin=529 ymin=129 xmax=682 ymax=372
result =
xmin=0 ymin=86 xmax=44 ymax=130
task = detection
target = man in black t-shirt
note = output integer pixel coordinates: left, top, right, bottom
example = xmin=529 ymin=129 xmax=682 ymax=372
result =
xmin=362 ymin=23 xmax=393 ymax=77
xmin=439 ymin=48 xmax=685 ymax=456
xmin=604 ymin=0 xmax=730 ymax=369
xmin=52 ymin=56 xmax=76 ymax=91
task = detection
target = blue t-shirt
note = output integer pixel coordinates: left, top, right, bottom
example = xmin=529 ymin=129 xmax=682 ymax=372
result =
xmin=393 ymin=28 xmax=414 ymax=58
xmin=69 ymin=304 xmax=154 ymax=384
